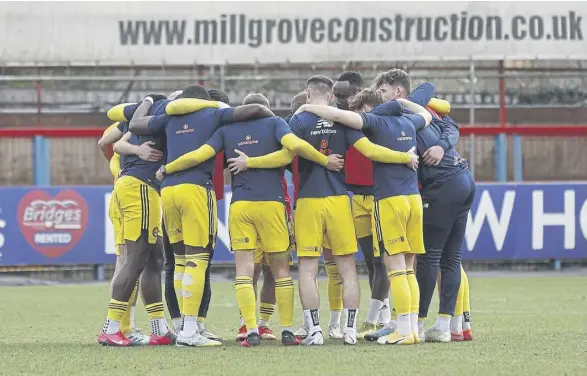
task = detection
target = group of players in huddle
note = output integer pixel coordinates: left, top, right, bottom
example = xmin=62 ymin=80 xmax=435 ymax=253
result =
xmin=97 ymin=68 xmax=474 ymax=348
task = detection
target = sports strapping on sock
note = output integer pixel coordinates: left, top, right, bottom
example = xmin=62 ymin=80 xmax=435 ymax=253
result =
xmin=104 ymin=299 xmax=128 ymax=334
xmin=146 ymin=302 xmax=168 ymax=337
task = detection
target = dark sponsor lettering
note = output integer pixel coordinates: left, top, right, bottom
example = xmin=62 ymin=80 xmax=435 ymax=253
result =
xmin=119 ymin=12 xmax=585 ymax=47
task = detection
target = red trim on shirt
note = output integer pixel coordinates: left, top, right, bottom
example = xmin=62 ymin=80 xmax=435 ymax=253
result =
xmin=213 ymin=152 xmax=224 ymax=201
xmin=345 ymin=146 xmax=373 ymax=186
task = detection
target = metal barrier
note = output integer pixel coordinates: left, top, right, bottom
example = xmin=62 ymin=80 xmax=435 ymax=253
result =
xmin=1 ymin=125 xmax=586 ymax=185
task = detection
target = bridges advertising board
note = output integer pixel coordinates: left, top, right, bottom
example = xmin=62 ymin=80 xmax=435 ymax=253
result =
xmin=0 ymin=183 xmax=586 ymax=265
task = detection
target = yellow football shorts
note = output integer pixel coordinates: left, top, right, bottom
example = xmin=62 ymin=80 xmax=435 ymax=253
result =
xmin=161 ymin=184 xmax=217 ymax=249
xmin=254 ymin=209 xmax=295 ymax=266
xmin=352 ymin=194 xmax=374 ymax=239
xmin=372 ymin=194 xmax=425 ymax=257
xmin=114 ymin=176 xmax=161 ymax=244
xmin=230 ymin=201 xmax=290 ymax=253
xmin=295 ymin=195 xmax=357 ymax=258
xmin=108 ymin=191 xmax=125 ymax=256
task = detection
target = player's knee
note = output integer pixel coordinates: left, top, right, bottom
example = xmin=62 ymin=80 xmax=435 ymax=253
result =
xmin=421 ymin=248 xmax=442 ymax=265
xmin=440 ymin=256 xmax=461 ymax=271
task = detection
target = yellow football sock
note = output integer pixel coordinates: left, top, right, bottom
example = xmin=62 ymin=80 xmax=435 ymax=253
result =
xmin=174 ymin=254 xmax=186 ymax=314
xmin=274 ymin=277 xmax=294 ymax=328
xmin=388 ymin=270 xmax=411 ymax=315
xmin=388 ymin=270 xmax=412 ymax=336
xmin=120 ymin=281 xmax=138 ymax=335
xmin=259 ymin=302 xmax=276 ymax=324
xmin=325 ymin=261 xmax=343 ymax=312
xmin=461 ymin=266 xmax=472 ymax=329
xmin=461 ymin=266 xmax=471 ymax=313
xmin=391 ymin=308 xmax=397 ymax=321
xmin=182 ymin=253 xmax=209 ymax=317
xmin=107 ymin=299 xmax=128 ymax=322
xmin=406 ymin=269 xmax=419 ymax=315
xmin=145 ymin=302 xmax=165 ymax=319
xmin=235 ymin=276 xmax=257 ymax=331
xmin=455 ymin=269 xmax=465 ymax=316
xmin=145 ymin=302 xmax=166 ymax=336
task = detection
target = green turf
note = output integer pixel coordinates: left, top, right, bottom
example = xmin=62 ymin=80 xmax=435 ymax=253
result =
xmin=0 ymin=276 xmax=585 ymax=376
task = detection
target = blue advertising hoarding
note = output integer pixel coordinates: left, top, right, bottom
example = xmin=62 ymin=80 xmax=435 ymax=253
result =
xmin=0 ymin=183 xmax=586 ymax=265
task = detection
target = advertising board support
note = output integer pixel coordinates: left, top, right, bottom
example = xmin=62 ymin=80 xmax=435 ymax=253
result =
xmin=468 ymin=60 xmax=476 ymax=179
xmin=33 ymin=136 xmax=50 ymax=186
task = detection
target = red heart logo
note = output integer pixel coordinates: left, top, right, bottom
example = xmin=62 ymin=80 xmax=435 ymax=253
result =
xmin=18 ymin=190 xmax=88 ymax=258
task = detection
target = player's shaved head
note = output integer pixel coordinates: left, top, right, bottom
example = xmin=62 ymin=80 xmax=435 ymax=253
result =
xmin=243 ymin=93 xmax=270 ymax=108
xmin=373 ymin=68 xmax=411 ymax=100
xmin=180 ymin=85 xmax=211 ymax=100
xmin=208 ymin=89 xmax=230 ymax=105
xmin=306 ymin=75 xmax=334 ymax=104
xmin=334 ymin=71 xmax=363 ymax=110
xmin=337 ymin=71 xmax=363 ymax=88
xmin=290 ymin=91 xmax=307 ymax=114
xmin=349 ymin=88 xmax=384 ymax=112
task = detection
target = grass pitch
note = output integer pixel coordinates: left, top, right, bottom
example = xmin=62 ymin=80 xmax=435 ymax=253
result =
xmin=0 ymin=275 xmax=585 ymax=376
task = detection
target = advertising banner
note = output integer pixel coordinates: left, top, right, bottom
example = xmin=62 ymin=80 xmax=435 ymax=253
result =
xmin=0 ymin=183 xmax=586 ymax=265
xmin=1 ymin=2 xmax=585 ymax=66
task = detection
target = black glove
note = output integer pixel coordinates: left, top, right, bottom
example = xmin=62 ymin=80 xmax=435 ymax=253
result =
xmin=146 ymin=94 xmax=167 ymax=102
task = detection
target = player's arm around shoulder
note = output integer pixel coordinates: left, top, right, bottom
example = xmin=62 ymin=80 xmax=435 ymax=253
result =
xmin=113 ymin=132 xmax=163 ymax=162
xmin=296 ymin=104 xmax=364 ymax=129
xmin=230 ymin=104 xmax=274 ymax=123
xmin=396 ymin=98 xmax=432 ymax=128
xmin=98 ymin=122 xmax=124 ymax=160
xmin=351 ymin=137 xmax=413 ymax=164
xmin=107 ymin=103 xmax=137 ymax=122
xmin=128 ymin=96 xmax=168 ymax=135
xmin=165 ymin=98 xmax=225 ymax=115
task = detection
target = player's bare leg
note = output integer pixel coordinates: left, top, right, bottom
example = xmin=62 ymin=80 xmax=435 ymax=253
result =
xmin=258 ymin=264 xmax=277 ymax=340
xmin=140 ymin=237 xmax=175 ymax=345
xmin=99 ymin=236 xmax=151 ymax=346
xmin=323 ymin=248 xmax=343 ymax=339
xmin=267 ymin=252 xmax=299 ymax=346
xmin=333 ymin=253 xmax=360 ymax=345
xmin=162 ymin=223 xmax=181 ymax=332
xmin=377 ymin=252 xmax=416 ymax=345
xmin=176 ymin=246 xmax=221 ymax=347
xmin=233 ymin=250 xmax=260 ymax=347
xmin=358 ymin=236 xmax=392 ymax=340
xmin=298 ymin=256 xmax=323 ymax=345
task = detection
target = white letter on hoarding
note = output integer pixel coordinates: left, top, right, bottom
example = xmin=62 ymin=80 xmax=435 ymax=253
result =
xmin=0 ymin=219 xmax=5 ymax=248
xmin=532 ymin=190 xmax=575 ymax=250
xmin=581 ymin=197 xmax=587 ymax=243
xmin=466 ymin=190 xmax=516 ymax=252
